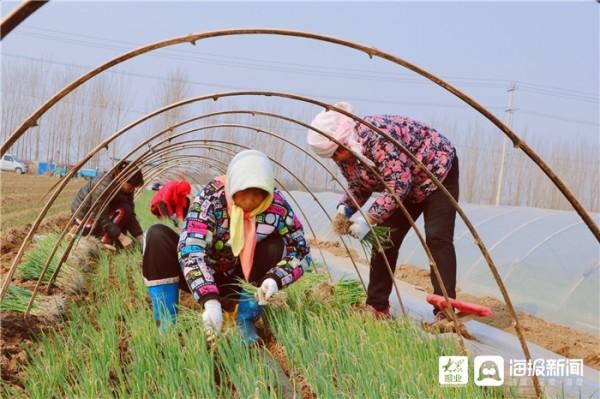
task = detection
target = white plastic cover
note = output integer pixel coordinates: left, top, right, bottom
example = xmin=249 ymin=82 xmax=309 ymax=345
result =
xmin=285 ymin=190 xmax=600 ymax=336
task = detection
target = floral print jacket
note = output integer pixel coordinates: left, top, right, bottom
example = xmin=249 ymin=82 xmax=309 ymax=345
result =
xmin=337 ymin=115 xmax=456 ymax=222
xmin=178 ymin=178 xmax=312 ymax=304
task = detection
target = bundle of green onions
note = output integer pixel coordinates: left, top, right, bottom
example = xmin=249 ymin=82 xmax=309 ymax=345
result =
xmin=17 ymin=233 xmax=86 ymax=294
xmin=0 ymin=285 xmax=65 ymax=320
xmin=332 ymin=212 xmax=395 ymax=252
xmin=332 ymin=278 xmax=366 ymax=307
xmin=238 ymin=271 xmax=366 ymax=310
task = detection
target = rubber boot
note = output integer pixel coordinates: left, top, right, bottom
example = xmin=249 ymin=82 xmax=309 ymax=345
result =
xmin=236 ymin=289 xmax=262 ymax=344
xmin=147 ymin=283 xmax=179 ymax=333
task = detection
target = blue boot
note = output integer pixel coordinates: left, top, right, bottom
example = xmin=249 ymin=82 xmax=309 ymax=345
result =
xmin=147 ymin=283 xmax=179 ymax=333
xmin=236 ymin=289 xmax=262 ymax=344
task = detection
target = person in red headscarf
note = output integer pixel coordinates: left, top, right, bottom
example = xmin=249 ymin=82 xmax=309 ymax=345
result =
xmin=150 ymin=179 xmax=192 ymax=227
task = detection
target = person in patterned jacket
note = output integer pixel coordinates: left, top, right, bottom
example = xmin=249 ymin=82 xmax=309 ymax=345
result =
xmin=142 ymin=150 xmax=312 ymax=342
xmin=307 ymin=102 xmax=459 ymax=320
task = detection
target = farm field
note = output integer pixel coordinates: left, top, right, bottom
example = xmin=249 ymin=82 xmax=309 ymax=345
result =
xmin=0 ymin=177 xmax=598 ymax=398
xmin=0 ymin=172 xmax=84 ymax=234
xmin=0 ymin=187 xmax=522 ymax=398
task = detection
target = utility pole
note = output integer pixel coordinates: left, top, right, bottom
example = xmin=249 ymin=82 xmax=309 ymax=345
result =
xmin=494 ymin=82 xmax=517 ymax=206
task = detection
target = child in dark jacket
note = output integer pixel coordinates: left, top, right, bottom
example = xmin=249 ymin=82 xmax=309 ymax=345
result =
xmin=70 ymin=161 xmax=144 ymax=249
xmin=142 ymin=150 xmax=312 ymax=342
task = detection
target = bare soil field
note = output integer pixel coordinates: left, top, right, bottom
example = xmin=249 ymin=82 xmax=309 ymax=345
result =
xmin=0 ymin=172 xmax=84 ymax=234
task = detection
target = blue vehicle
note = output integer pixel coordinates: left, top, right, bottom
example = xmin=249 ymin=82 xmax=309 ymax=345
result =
xmin=53 ymin=165 xmax=68 ymax=177
xmin=78 ymin=168 xmax=99 ymax=180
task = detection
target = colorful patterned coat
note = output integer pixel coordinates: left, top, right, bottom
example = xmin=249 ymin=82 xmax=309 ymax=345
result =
xmin=337 ymin=115 xmax=456 ymax=222
xmin=178 ymin=178 xmax=312 ymax=304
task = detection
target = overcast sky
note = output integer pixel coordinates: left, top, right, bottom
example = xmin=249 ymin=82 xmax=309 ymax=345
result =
xmin=1 ymin=1 xmax=598 ymax=153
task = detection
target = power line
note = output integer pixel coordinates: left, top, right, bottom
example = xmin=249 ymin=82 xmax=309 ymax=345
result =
xmin=519 ymin=86 xmax=598 ymax=104
xmin=517 ymin=109 xmax=599 ymax=127
xmin=516 ymin=81 xmax=598 ymax=99
xmin=18 ymin=26 xmax=507 ymax=87
xmin=6 ymin=53 xmax=597 ymax=127
xmin=17 ymin=25 xmax=599 ymax=102
xmin=2 ymin=53 xmax=506 ymax=111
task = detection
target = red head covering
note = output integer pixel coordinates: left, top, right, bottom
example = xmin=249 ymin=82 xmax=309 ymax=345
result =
xmin=150 ymin=179 xmax=191 ymax=220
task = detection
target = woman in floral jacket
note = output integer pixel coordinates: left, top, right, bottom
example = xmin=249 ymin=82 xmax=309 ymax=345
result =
xmin=142 ymin=150 xmax=312 ymax=342
xmin=307 ymin=102 xmax=458 ymax=320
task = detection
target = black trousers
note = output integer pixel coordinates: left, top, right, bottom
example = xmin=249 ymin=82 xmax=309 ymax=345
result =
xmin=367 ymin=158 xmax=459 ymax=310
xmin=142 ymin=224 xmax=284 ymax=310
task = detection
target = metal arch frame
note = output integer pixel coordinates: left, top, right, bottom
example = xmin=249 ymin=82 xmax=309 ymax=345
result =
xmin=0 ymin=0 xmax=48 ymax=39
xmin=27 ymin=159 xmax=213 ymax=309
xmin=464 ymin=213 xmax=550 ymax=276
xmin=99 ymin=126 xmax=417 ymax=316
xmin=6 ymin=94 xmax=564 ymax=395
xmin=120 ymin=149 xmax=339 ymax=286
xmin=42 ymin=122 xmax=506 ymax=353
xmin=37 ymin=145 xmax=342 ymax=296
xmin=147 ymin=143 xmax=339 ymax=283
xmin=38 ymin=145 xmax=362 ymax=324
xmin=51 ymin=136 xmax=381 ymax=308
xmin=82 ymin=149 xmax=337 ymax=285
xmin=42 ymin=107 xmax=490 ymax=333
xmin=5 ymin=104 xmax=546 ymax=367
xmin=142 ymin=161 xmax=209 ymax=182
xmin=20 ymin=107 xmax=457 ymax=315
xmin=1 ymin=101 xmax=544 ymax=389
xmin=2 ymin=25 xmax=592 ymax=396
xmin=1 ymin=29 xmax=595 ymax=248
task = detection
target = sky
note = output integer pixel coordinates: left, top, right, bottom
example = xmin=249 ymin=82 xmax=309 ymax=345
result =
xmin=1 ymin=1 xmax=599 ymax=154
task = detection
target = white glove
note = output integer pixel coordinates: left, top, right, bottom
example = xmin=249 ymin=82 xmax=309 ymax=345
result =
xmin=348 ymin=216 xmax=370 ymax=240
xmin=118 ymin=233 xmax=133 ymax=248
xmin=337 ymin=205 xmax=351 ymax=218
xmin=202 ymin=299 xmax=223 ymax=332
xmin=256 ymin=278 xmax=279 ymax=305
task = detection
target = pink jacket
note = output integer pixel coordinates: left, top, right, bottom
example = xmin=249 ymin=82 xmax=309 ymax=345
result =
xmin=337 ymin=115 xmax=456 ymax=222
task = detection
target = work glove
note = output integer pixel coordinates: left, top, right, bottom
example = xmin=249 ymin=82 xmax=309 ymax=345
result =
xmin=256 ymin=278 xmax=278 ymax=305
xmin=348 ymin=216 xmax=370 ymax=240
xmin=337 ymin=205 xmax=352 ymax=218
xmin=169 ymin=214 xmax=179 ymax=228
xmin=332 ymin=205 xmax=353 ymax=234
xmin=118 ymin=233 xmax=134 ymax=248
xmin=202 ymin=299 xmax=223 ymax=333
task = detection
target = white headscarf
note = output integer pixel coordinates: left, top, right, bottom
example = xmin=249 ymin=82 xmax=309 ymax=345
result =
xmin=224 ymin=150 xmax=275 ymax=280
xmin=306 ymin=102 xmax=374 ymax=167
xmin=225 ymin=150 xmax=274 ymax=203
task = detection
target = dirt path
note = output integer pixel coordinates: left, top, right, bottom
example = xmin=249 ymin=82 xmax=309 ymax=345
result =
xmin=310 ymin=240 xmax=600 ymax=371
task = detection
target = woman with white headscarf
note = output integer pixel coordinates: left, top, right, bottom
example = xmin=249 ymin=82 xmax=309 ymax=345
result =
xmin=307 ymin=103 xmax=459 ymax=320
xmin=142 ymin=150 xmax=312 ymax=342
